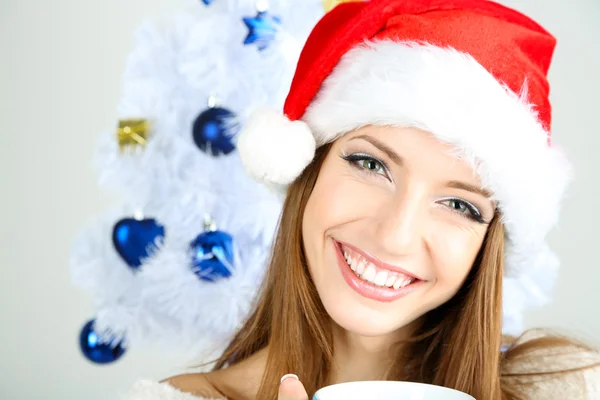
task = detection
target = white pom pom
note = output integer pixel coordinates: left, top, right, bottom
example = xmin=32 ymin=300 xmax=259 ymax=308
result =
xmin=237 ymin=108 xmax=316 ymax=185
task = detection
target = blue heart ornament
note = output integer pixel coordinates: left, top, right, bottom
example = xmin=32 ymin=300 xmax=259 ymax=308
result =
xmin=112 ymin=218 xmax=165 ymax=270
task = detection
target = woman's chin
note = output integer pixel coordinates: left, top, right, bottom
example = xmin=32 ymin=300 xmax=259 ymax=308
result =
xmin=324 ymin=300 xmax=411 ymax=337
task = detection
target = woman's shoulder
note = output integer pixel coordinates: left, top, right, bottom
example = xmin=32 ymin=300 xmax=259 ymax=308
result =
xmin=123 ymin=347 xmax=269 ymax=400
xmin=502 ymin=329 xmax=600 ymax=399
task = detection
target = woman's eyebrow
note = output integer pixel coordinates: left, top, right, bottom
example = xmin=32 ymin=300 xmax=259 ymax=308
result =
xmin=446 ymin=180 xmax=493 ymax=199
xmin=349 ymin=134 xmax=404 ymax=167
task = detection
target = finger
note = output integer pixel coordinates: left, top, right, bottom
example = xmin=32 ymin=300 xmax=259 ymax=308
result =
xmin=278 ymin=374 xmax=309 ymax=400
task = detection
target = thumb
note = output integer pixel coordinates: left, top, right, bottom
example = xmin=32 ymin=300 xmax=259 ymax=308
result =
xmin=278 ymin=374 xmax=309 ymax=400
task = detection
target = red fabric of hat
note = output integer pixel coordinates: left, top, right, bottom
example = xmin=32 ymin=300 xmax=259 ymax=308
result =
xmin=286 ymin=0 xmax=556 ymax=131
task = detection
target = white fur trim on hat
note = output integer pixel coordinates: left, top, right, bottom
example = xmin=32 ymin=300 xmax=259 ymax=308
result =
xmin=300 ymin=40 xmax=572 ymax=334
xmin=237 ymin=108 xmax=316 ymax=186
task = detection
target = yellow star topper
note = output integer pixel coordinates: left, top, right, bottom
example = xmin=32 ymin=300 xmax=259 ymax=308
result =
xmin=322 ymin=0 xmax=362 ymax=12
xmin=116 ymin=119 xmax=151 ymax=151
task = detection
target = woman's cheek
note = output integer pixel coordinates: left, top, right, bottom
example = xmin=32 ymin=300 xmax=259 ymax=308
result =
xmin=429 ymin=226 xmax=483 ymax=286
xmin=318 ymin=176 xmax=388 ymax=224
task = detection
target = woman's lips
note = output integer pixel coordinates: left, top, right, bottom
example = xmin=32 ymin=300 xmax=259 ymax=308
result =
xmin=333 ymin=239 xmax=425 ymax=303
xmin=336 ymin=239 xmax=425 ymax=281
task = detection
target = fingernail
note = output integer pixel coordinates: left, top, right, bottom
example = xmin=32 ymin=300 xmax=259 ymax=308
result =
xmin=280 ymin=374 xmax=299 ymax=384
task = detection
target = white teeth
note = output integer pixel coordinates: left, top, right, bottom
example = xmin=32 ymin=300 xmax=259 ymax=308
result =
xmin=373 ymin=270 xmax=388 ymax=286
xmin=393 ymin=275 xmax=413 ymax=289
xmin=361 ymin=264 xmax=377 ymax=282
xmin=342 ymin=245 xmax=416 ymax=290
xmin=393 ymin=277 xmax=404 ymax=289
xmin=350 ymin=258 xmax=359 ymax=272
xmin=385 ymin=274 xmax=397 ymax=287
xmin=356 ymin=260 xmax=366 ymax=275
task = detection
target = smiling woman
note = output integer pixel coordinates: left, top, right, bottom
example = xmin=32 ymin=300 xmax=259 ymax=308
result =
xmin=302 ymin=126 xmax=495 ymax=338
xmin=124 ymin=0 xmax=600 ymax=399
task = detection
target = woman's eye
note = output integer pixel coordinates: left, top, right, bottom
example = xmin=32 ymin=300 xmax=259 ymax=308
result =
xmin=440 ymin=198 xmax=484 ymax=223
xmin=358 ymin=159 xmax=385 ymax=174
xmin=342 ymin=153 xmax=389 ymax=178
xmin=447 ymin=199 xmax=468 ymax=213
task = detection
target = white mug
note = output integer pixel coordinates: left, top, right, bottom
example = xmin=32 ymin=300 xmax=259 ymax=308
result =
xmin=313 ymin=381 xmax=475 ymax=400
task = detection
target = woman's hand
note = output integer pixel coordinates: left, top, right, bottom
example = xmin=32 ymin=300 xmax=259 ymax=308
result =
xmin=278 ymin=374 xmax=309 ymax=400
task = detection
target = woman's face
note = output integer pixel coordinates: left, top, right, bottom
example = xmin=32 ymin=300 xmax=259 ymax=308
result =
xmin=302 ymin=125 xmax=496 ymax=337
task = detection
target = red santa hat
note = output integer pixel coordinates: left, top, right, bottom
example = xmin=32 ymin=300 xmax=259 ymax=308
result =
xmin=237 ymin=0 xmax=571 ymax=334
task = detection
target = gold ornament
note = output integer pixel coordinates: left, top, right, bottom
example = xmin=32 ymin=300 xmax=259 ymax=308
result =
xmin=322 ymin=0 xmax=359 ymax=12
xmin=116 ymin=119 xmax=150 ymax=151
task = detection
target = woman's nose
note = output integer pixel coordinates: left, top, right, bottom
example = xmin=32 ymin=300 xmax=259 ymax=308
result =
xmin=372 ymin=189 xmax=427 ymax=256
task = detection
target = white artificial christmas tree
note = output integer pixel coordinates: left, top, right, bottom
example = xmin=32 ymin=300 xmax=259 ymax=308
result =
xmin=70 ymin=0 xmax=323 ymax=365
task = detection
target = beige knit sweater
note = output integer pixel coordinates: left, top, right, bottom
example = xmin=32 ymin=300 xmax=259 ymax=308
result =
xmin=123 ymin=332 xmax=600 ymax=400
xmin=123 ymin=366 xmax=600 ymax=400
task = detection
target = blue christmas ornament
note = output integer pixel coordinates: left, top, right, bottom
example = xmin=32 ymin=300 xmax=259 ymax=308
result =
xmin=201 ymin=0 xmax=214 ymax=5
xmin=243 ymin=10 xmax=282 ymax=51
xmin=190 ymin=216 xmax=235 ymax=282
xmin=112 ymin=217 xmax=165 ymax=270
xmin=192 ymin=106 xmax=238 ymax=156
xmin=79 ymin=320 xmax=126 ymax=364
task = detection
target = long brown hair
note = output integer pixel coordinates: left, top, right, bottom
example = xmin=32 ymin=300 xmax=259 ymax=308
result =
xmin=211 ymin=144 xmax=598 ymax=399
